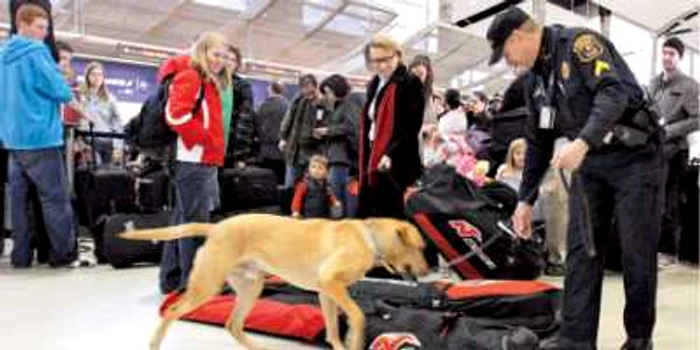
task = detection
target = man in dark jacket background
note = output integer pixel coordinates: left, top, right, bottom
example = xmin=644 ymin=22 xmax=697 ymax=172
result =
xmin=255 ymin=81 xmax=290 ymax=184
xmin=279 ymin=74 xmax=322 ymax=189
xmin=225 ymin=46 xmax=256 ymax=168
xmin=649 ymin=37 xmax=700 ymax=266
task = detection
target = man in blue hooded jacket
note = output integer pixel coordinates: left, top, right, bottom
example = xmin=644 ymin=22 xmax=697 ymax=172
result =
xmin=0 ymin=4 xmax=84 ymax=268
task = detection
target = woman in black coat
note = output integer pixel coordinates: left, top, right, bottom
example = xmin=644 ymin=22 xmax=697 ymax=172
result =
xmin=9 ymin=0 xmax=58 ymax=61
xmin=357 ymin=35 xmax=426 ymax=219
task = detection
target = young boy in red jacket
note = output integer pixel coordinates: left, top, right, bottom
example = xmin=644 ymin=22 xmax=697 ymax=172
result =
xmin=292 ymin=155 xmax=343 ymax=219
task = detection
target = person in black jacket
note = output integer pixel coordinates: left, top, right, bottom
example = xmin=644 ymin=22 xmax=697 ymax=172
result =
xmin=9 ymin=0 xmax=58 ymax=61
xmin=357 ymin=34 xmax=425 ymax=219
xmin=316 ymin=74 xmax=360 ymax=217
xmin=255 ymin=81 xmax=290 ymax=184
xmin=279 ymin=74 xmax=323 ymax=188
xmin=488 ymin=8 xmax=662 ymax=350
xmin=225 ymin=45 xmax=256 ymax=168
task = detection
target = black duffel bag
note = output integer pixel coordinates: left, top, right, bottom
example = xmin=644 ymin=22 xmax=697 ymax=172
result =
xmin=101 ymin=211 xmax=169 ymax=268
xmin=219 ymin=166 xmax=278 ymax=212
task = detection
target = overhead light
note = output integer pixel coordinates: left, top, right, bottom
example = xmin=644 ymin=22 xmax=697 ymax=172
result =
xmin=193 ymin=0 xmax=249 ymax=12
xmin=117 ymin=43 xmax=177 ymax=61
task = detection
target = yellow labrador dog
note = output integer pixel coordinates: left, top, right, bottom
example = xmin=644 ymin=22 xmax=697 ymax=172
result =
xmin=121 ymin=214 xmax=429 ymax=350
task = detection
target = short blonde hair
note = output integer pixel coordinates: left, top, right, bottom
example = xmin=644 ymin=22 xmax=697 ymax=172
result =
xmin=16 ymin=4 xmax=48 ymax=26
xmin=364 ymin=34 xmax=402 ymax=65
xmin=190 ymin=32 xmax=231 ymax=88
xmin=309 ymin=155 xmax=329 ymax=169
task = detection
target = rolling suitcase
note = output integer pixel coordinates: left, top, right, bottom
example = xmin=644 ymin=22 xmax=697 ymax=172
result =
xmin=219 ymin=166 xmax=278 ymax=212
xmin=102 ymin=211 xmax=169 ymax=268
xmin=135 ymin=166 xmax=170 ymax=213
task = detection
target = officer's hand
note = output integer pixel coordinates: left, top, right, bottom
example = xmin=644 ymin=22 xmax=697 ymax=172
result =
xmin=378 ymin=155 xmax=392 ymax=172
xmin=278 ymin=140 xmax=287 ymax=152
xmin=551 ymin=138 xmax=590 ymax=171
xmin=512 ymin=202 xmax=534 ymax=239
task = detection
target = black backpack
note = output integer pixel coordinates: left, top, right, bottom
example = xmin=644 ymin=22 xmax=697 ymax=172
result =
xmin=126 ymin=73 xmax=205 ymax=150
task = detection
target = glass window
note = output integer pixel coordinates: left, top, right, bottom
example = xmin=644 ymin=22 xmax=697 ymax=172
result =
xmin=610 ymin=15 xmax=655 ymax=84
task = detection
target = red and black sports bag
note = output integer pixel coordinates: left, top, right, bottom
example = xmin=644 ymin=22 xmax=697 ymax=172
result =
xmin=405 ymin=164 xmax=546 ymax=280
xmin=160 ymin=278 xmax=561 ymax=349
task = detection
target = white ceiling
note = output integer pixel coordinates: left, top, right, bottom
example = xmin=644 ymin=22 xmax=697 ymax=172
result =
xmin=1 ymin=0 xmax=697 ymax=91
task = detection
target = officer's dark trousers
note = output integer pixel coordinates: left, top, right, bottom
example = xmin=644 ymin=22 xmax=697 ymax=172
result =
xmin=659 ymin=148 xmax=690 ymax=257
xmin=560 ymin=145 xmax=662 ymax=343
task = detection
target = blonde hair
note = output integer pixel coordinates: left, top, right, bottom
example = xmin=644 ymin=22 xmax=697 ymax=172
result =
xmin=190 ymin=32 xmax=232 ymax=89
xmin=364 ymin=34 xmax=402 ymax=66
xmin=504 ymin=138 xmax=527 ymax=173
xmin=82 ymin=62 xmax=110 ymax=102
xmin=309 ymin=155 xmax=329 ymax=169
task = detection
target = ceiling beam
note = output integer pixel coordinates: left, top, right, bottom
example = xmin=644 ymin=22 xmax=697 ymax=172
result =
xmin=220 ymin=0 xmax=278 ymax=42
xmin=138 ymin=0 xmax=191 ymax=39
xmin=273 ymin=0 xmax=350 ymax=61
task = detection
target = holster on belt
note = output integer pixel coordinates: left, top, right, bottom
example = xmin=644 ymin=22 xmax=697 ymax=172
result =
xmin=606 ymin=104 xmax=664 ymax=148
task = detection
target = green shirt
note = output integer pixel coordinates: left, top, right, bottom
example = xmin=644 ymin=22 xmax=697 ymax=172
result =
xmin=220 ymin=85 xmax=234 ymax=149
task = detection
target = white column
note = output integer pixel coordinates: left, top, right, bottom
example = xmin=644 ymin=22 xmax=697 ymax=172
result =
xmin=532 ymin=0 xmax=546 ymax=23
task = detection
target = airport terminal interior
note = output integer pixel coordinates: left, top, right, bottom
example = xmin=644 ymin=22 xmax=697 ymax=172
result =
xmin=0 ymin=0 xmax=698 ymax=349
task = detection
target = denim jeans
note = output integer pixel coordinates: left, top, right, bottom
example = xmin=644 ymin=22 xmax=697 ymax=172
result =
xmin=283 ymin=164 xmax=306 ymax=189
xmin=328 ymin=165 xmax=349 ymax=217
xmin=8 ymin=148 xmax=75 ymax=267
xmin=159 ymin=162 xmax=218 ymax=293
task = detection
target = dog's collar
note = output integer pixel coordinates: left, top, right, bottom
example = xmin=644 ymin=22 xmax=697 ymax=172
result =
xmin=362 ymin=222 xmax=396 ymax=273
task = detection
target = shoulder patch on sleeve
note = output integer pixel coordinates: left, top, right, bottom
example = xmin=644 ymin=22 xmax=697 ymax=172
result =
xmin=594 ymin=60 xmax=610 ymax=77
xmin=573 ymin=34 xmax=605 ymax=63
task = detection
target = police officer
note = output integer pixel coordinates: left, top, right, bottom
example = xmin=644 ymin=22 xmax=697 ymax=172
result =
xmin=487 ymin=7 xmax=662 ymax=350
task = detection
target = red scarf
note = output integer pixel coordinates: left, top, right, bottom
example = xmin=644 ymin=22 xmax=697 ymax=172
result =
xmin=359 ymin=83 xmax=397 ymax=188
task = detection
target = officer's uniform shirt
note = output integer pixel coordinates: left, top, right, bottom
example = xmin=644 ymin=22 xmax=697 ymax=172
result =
xmin=519 ymin=25 xmax=646 ymax=204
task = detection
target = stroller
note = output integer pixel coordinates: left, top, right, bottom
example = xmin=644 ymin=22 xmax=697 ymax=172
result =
xmin=406 ymin=164 xmax=545 ymax=280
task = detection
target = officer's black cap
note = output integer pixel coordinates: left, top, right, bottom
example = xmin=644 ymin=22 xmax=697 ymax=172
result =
xmin=486 ymin=7 xmax=531 ymax=65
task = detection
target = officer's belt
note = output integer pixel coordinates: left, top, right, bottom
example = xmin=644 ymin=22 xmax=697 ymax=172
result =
xmin=604 ymin=106 xmax=661 ymax=148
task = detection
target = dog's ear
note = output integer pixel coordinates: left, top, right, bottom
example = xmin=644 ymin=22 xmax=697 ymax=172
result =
xmin=397 ymin=225 xmax=425 ymax=249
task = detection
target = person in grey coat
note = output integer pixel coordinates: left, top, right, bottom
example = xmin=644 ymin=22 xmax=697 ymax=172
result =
xmin=315 ymin=74 xmax=361 ymax=217
xmin=649 ymin=37 xmax=700 ymax=266
xmin=255 ymin=81 xmax=290 ymax=184
xmin=279 ymin=74 xmax=322 ymax=188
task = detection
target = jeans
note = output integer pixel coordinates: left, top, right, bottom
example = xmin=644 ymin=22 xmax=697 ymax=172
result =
xmin=9 ymin=148 xmax=76 ymax=267
xmin=159 ymin=162 xmax=218 ymax=293
xmin=560 ymin=145 xmax=662 ymax=343
xmin=283 ymin=164 xmax=305 ymax=189
xmin=328 ymin=165 xmax=349 ymax=217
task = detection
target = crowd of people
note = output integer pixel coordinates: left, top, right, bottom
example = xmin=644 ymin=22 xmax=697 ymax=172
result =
xmin=1 ymin=0 xmax=698 ymax=310
xmin=0 ymin=3 xmax=699 ymax=349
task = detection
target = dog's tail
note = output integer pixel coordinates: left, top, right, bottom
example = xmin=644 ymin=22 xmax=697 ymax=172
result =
xmin=119 ymin=223 xmax=216 ymax=241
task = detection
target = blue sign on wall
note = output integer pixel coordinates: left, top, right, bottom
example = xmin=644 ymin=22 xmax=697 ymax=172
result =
xmin=73 ymin=58 xmax=301 ymax=107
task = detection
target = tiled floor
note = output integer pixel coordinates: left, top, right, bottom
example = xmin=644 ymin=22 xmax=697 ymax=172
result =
xmin=0 ymin=254 xmax=697 ymax=350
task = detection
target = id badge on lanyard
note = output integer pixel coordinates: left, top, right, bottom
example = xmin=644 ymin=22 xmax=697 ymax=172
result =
xmin=539 ymin=70 xmax=557 ymax=130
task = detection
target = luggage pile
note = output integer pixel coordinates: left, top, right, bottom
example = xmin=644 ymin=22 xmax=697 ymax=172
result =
xmin=161 ymin=278 xmax=561 ymax=350
xmin=73 ymin=131 xmax=281 ymax=268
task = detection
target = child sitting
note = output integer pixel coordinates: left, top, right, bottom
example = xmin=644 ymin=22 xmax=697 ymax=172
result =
xmin=496 ymin=138 xmax=526 ymax=191
xmin=292 ymin=155 xmax=343 ymax=219
xmin=422 ymin=128 xmax=490 ymax=186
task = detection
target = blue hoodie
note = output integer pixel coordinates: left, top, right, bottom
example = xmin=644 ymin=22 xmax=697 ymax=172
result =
xmin=0 ymin=35 xmax=72 ymax=150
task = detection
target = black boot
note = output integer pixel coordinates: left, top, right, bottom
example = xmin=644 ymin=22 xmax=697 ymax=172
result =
xmin=621 ymin=339 xmax=652 ymax=350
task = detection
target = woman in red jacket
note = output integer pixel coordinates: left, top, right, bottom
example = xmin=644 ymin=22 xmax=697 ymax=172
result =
xmin=158 ymin=32 xmax=231 ymax=294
